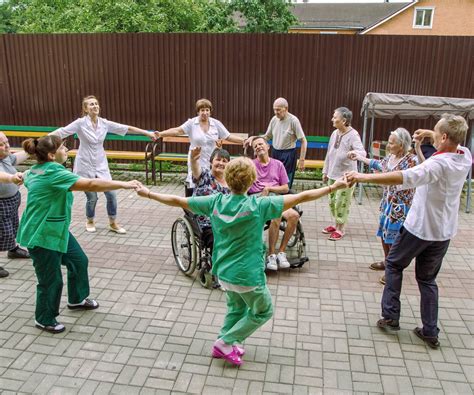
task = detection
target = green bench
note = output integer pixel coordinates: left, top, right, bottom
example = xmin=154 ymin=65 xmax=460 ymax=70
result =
xmin=1 ymin=125 xmax=155 ymax=183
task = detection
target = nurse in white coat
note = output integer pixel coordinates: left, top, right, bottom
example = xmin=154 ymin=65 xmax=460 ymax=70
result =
xmin=157 ymin=98 xmax=245 ymax=196
xmin=51 ymin=95 xmax=157 ymax=234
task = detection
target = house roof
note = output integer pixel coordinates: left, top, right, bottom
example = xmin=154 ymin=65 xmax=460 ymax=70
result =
xmin=291 ymin=2 xmax=413 ymax=31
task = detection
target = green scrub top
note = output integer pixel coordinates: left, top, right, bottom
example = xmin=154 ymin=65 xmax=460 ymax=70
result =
xmin=17 ymin=162 xmax=80 ymax=253
xmin=189 ymin=193 xmax=284 ymax=287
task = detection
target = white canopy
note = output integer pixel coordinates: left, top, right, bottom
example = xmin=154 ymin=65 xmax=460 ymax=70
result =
xmin=361 ymin=93 xmax=474 ymax=120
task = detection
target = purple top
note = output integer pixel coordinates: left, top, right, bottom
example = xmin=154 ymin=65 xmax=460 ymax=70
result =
xmin=249 ymin=158 xmax=289 ymax=194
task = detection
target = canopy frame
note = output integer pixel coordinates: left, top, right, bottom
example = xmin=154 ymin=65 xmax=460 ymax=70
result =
xmin=358 ymin=93 xmax=474 ymax=213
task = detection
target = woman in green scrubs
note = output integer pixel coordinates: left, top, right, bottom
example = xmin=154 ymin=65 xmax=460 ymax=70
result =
xmin=17 ymin=135 xmax=140 ymax=334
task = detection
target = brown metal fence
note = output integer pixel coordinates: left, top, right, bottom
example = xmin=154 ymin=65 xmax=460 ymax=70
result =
xmin=1 ymin=33 xmax=473 ymax=158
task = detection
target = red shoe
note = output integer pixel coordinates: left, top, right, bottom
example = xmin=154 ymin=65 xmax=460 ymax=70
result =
xmin=322 ymin=225 xmax=336 ymax=234
xmin=211 ymin=345 xmax=243 ymax=366
xmin=329 ymin=231 xmax=344 ymax=241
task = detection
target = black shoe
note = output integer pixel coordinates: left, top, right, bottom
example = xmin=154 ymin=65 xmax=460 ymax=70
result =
xmin=414 ymin=327 xmax=440 ymax=349
xmin=67 ymin=298 xmax=99 ymax=310
xmin=7 ymin=246 xmax=30 ymax=259
xmin=0 ymin=267 xmax=9 ymax=278
xmin=35 ymin=320 xmax=66 ymax=334
xmin=377 ymin=318 xmax=400 ymax=331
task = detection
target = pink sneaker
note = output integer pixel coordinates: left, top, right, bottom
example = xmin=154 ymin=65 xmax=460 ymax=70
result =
xmin=233 ymin=344 xmax=245 ymax=356
xmin=211 ymin=345 xmax=243 ymax=366
xmin=322 ymin=225 xmax=336 ymax=234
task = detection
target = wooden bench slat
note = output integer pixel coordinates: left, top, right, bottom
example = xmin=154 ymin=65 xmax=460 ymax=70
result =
xmin=2 ymin=131 xmax=50 ymax=138
xmin=300 ymin=159 xmax=324 ymax=169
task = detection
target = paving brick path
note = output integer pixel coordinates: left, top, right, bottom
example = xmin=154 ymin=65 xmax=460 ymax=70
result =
xmin=1 ymin=182 xmax=473 ymax=394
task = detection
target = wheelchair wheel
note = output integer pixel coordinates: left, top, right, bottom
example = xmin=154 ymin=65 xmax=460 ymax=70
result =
xmin=171 ymin=217 xmax=197 ymax=276
xmin=198 ymin=263 xmax=213 ymax=289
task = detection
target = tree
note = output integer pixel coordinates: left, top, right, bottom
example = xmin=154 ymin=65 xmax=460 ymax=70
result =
xmin=230 ymin=0 xmax=297 ymax=33
xmin=1 ymin=0 xmax=296 ymax=34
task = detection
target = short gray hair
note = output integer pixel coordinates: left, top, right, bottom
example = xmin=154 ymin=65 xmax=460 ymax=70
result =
xmin=390 ymin=128 xmax=412 ymax=153
xmin=438 ymin=113 xmax=468 ymax=145
xmin=335 ymin=107 xmax=352 ymax=126
xmin=273 ymin=97 xmax=288 ymax=108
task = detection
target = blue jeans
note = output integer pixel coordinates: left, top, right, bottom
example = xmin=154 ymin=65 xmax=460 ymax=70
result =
xmin=85 ymin=191 xmax=117 ymax=220
xmin=382 ymin=227 xmax=450 ymax=337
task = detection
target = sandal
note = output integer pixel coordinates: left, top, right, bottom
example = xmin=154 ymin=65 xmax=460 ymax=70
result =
xmin=414 ymin=327 xmax=440 ymax=349
xmin=322 ymin=225 xmax=336 ymax=234
xmin=328 ymin=231 xmax=344 ymax=241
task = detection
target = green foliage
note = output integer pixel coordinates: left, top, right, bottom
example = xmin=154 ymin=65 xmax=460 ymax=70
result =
xmin=1 ymin=0 xmax=296 ymax=34
xmin=230 ymin=0 xmax=297 ymax=33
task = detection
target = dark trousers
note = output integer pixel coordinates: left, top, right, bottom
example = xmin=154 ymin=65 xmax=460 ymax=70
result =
xmin=29 ymin=233 xmax=90 ymax=326
xmin=382 ymin=227 xmax=450 ymax=337
xmin=271 ymin=148 xmax=297 ymax=189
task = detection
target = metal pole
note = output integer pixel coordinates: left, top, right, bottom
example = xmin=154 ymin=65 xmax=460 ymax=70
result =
xmin=466 ymin=122 xmax=473 ymax=213
xmin=358 ymin=104 xmax=369 ymax=204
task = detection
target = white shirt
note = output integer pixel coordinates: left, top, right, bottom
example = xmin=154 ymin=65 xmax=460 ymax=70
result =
xmin=52 ymin=116 xmax=128 ymax=180
xmin=323 ymin=128 xmax=366 ymax=179
xmin=401 ymin=147 xmax=472 ymax=241
xmin=181 ymin=116 xmax=230 ymax=186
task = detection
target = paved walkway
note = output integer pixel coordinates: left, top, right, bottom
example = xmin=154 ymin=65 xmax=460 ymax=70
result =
xmin=1 ymin=181 xmax=473 ymax=394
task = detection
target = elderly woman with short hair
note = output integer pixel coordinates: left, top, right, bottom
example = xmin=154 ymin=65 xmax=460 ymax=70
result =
xmin=158 ymin=98 xmax=244 ymax=196
xmin=322 ymin=107 xmax=366 ymax=241
xmin=348 ymin=127 xmax=417 ymax=280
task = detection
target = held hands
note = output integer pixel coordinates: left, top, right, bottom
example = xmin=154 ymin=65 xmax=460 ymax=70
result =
xmin=135 ymin=185 xmax=150 ymax=198
xmin=331 ymin=174 xmax=349 ymax=190
xmin=152 ymin=131 xmax=161 ymax=141
xmin=345 ymin=171 xmax=360 ymax=188
xmin=347 ymin=150 xmax=362 ymax=161
xmin=322 ymin=173 xmax=328 ymax=183
xmin=190 ymin=146 xmax=202 ymax=162
xmin=11 ymin=172 xmax=24 ymax=185
xmin=413 ymin=129 xmax=434 ymax=144
xmin=124 ymin=180 xmax=143 ymax=190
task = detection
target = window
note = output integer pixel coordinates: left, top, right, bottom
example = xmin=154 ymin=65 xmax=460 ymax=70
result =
xmin=413 ymin=7 xmax=435 ymax=29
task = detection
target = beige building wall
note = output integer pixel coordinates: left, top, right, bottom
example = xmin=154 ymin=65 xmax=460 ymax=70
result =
xmin=367 ymin=0 xmax=474 ymax=36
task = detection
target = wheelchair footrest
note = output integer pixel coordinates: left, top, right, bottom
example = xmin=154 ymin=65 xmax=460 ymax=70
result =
xmin=289 ymin=256 xmax=308 ymax=268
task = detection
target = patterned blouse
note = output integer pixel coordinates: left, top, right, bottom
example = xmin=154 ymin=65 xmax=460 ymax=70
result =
xmin=192 ymin=168 xmax=230 ymax=229
xmin=369 ymin=153 xmax=418 ymax=223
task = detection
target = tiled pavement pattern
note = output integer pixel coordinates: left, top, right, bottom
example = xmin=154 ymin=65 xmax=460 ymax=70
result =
xmin=1 ymin=180 xmax=473 ymax=394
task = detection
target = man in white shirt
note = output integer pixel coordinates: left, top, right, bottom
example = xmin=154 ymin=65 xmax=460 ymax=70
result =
xmin=347 ymin=114 xmax=471 ymax=349
xmin=263 ymin=98 xmax=307 ymax=189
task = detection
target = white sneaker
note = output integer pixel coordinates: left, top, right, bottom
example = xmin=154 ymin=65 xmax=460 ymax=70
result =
xmin=86 ymin=222 xmax=96 ymax=233
xmin=277 ymin=252 xmax=290 ymax=269
xmin=266 ymin=254 xmax=278 ymax=271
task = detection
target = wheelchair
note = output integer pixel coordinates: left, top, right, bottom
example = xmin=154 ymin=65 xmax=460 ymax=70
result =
xmin=171 ymin=209 xmax=215 ymax=288
xmin=171 ymin=203 xmax=308 ymax=289
xmin=267 ymin=205 xmax=309 ymax=269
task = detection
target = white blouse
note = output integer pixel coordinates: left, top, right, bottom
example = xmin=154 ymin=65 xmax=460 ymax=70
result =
xmin=181 ymin=116 xmax=230 ymax=186
xmin=52 ymin=116 xmax=128 ymax=180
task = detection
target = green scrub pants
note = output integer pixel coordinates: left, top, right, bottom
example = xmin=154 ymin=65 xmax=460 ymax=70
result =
xmin=219 ymin=285 xmax=273 ymax=345
xmin=328 ymin=178 xmax=355 ymax=225
xmin=29 ymin=233 xmax=90 ymax=326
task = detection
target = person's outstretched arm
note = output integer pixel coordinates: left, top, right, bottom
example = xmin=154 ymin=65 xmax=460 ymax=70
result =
xmin=0 ymin=171 xmax=23 ymax=184
xmin=136 ymin=185 xmax=189 ymax=209
xmin=71 ymin=178 xmax=141 ymax=192
xmin=127 ymin=126 xmax=157 ymax=141
xmin=346 ymin=170 xmax=403 ymax=187
xmin=282 ymin=176 xmax=348 ymax=211
xmin=157 ymin=127 xmax=186 ymax=138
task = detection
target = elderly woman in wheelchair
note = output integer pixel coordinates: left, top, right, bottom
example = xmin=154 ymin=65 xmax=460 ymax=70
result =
xmin=171 ymin=146 xmax=230 ymax=288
